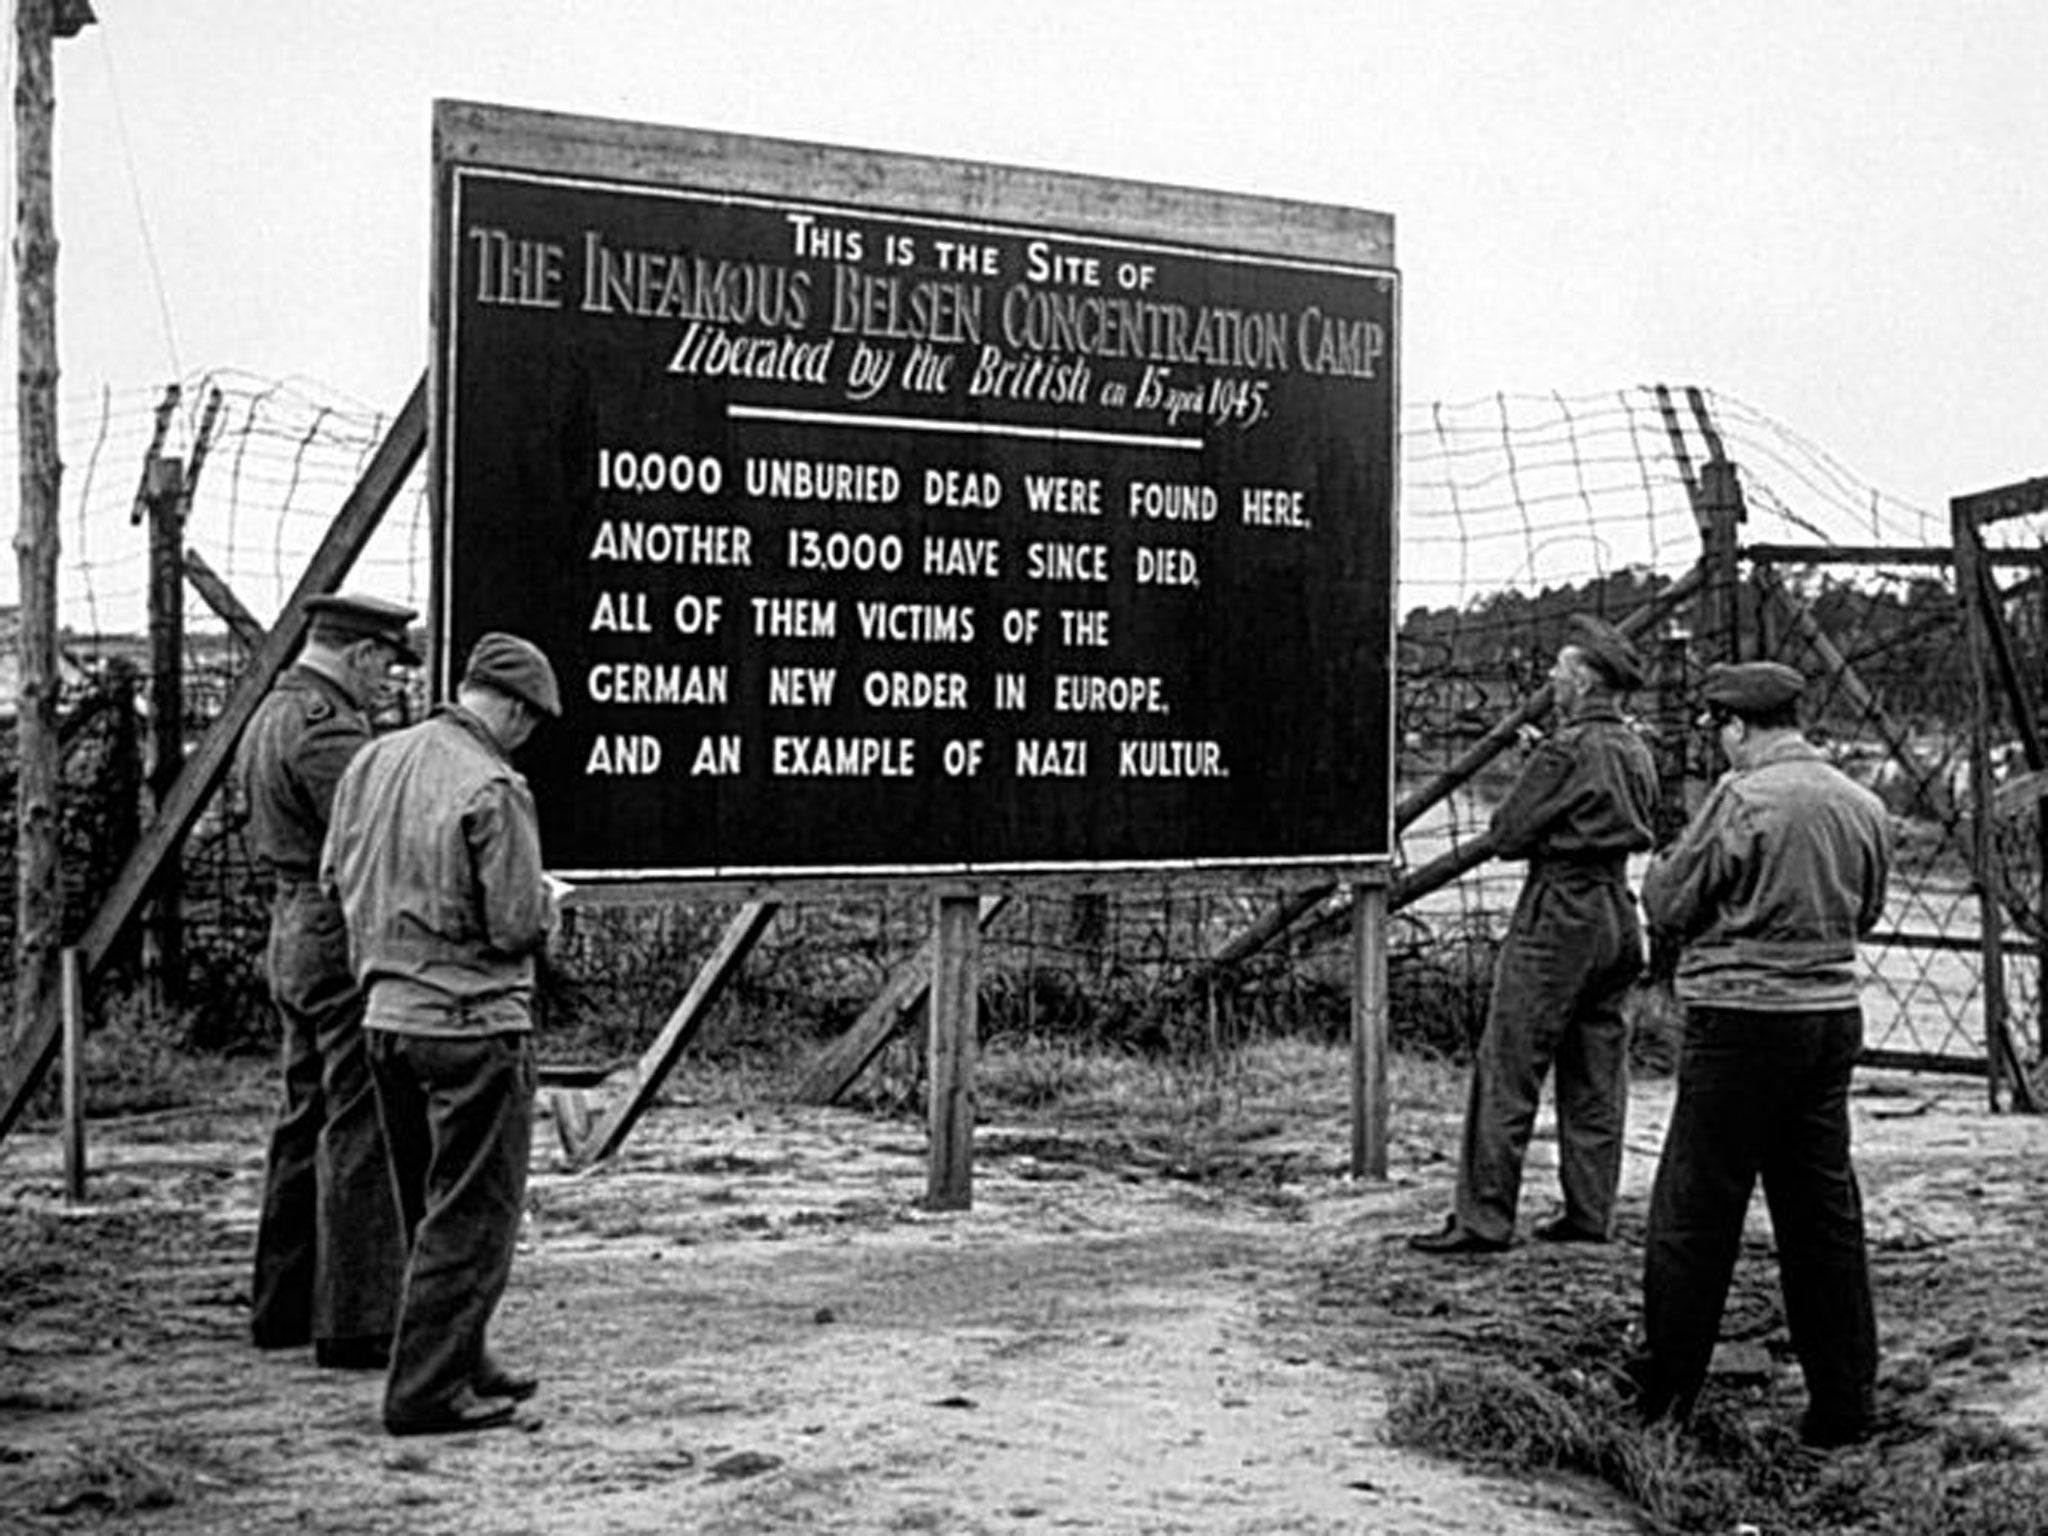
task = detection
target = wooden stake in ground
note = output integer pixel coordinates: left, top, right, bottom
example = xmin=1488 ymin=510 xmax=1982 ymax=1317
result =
xmin=12 ymin=0 xmax=94 ymax=1076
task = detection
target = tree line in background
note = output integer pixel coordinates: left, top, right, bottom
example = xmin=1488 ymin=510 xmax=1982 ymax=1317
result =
xmin=1400 ymin=565 xmax=1975 ymax=737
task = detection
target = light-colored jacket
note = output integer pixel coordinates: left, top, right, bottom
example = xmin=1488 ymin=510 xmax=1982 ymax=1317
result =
xmin=322 ymin=705 xmax=556 ymax=1036
xmin=1642 ymin=736 xmax=1890 ymax=1010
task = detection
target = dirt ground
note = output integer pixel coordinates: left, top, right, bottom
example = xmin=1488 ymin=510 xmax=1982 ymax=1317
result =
xmin=3 ymin=1049 xmax=2046 ymax=1535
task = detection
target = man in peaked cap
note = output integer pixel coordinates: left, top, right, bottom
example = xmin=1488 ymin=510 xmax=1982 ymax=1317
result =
xmin=1411 ymin=612 xmax=1659 ymax=1255
xmin=323 ymin=633 xmax=562 ymax=1435
xmin=238 ymin=592 xmax=421 ymax=1368
xmin=1631 ymin=659 xmax=1892 ymax=1447
xmin=1700 ymin=658 xmax=1804 ymax=717
xmin=305 ymin=593 xmax=423 ymax=667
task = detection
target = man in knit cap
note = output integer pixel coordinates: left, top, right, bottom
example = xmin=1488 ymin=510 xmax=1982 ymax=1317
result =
xmin=324 ymin=632 xmax=562 ymax=1435
xmin=1630 ymin=660 xmax=1891 ymax=1447
xmin=1411 ymin=613 xmax=1660 ymax=1254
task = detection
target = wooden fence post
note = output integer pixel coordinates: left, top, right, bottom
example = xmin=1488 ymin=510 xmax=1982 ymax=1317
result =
xmin=1698 ymin=457 xmax=1746 ymax=665
xmin=12 ymin=0 xmax=95 ymax=1068
xmin=61 ymin=949 xmax=85 ymax=1201
xmin=144 ymin=456 xmax=188 ymax=1007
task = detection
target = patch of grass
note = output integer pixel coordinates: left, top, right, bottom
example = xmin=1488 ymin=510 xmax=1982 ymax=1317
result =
xmin=9 ymin=1007 xmax=265 ymax=1129
xmin=978 ymin=1035 xmax=1351 ymax=1129
xmin=977 ymin=1037 xmax=1134 ymax=1112
xmin=1388 ymin=1363 xmax=1777 ymax=1533
xmin=971 ymin=1036 xmax=1442 ymax=1190
xmin=1387 ymin=1358 xmax=2048 ymax=1535
xmin=1386 ymin=1360 xmax=1599 ymax=1470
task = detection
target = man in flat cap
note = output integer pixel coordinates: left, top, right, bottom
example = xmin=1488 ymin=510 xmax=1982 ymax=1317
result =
xmin=237 ymin=592 xmax=420 ymax=1368
xmin=323 ymin=632 xmax=562 ymax=1436
xmin=1412 ymin=613 xmax=1659 ymax=1254
xmin=1630 ymin=660 xmax=1891 ymax=1447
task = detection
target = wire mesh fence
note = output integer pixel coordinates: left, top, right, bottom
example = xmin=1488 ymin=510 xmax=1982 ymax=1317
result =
xmin=3 ymin=372 xmax=2040 ymax=1089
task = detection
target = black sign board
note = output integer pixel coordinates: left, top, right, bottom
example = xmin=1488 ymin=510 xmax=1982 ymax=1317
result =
xmin=433 ymin=104 xmax=1397 ymax=883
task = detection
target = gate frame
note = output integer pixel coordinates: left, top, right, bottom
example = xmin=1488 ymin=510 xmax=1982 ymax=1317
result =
xmin=1952 ymin=477 xmax=2048 ymax=1110
xmin=1667 ymin=396 xmax=2042 ymax=1108
xmin=1688 ymin=409 xmax=2040 ymax=1106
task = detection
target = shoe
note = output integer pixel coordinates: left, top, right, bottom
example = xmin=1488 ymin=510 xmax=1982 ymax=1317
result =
xmin=315 ymin=1335 xmax=392 ymax=1371
xmin=1532 ymin=1215 xmax=1609 ymax=1244
xmin=1406 ymin=1218 xmax=1511 ymax=1255
xmin=473 ymin=1358 xmax=539 ymax=1402
xmin=386 ymin=1389 xmax=521 ymax=1438
xmin=1798 ymin=1409 xmax=1872 ymax=1449
xmin=1619 ymin=1355 xmax=1691 ymax=1427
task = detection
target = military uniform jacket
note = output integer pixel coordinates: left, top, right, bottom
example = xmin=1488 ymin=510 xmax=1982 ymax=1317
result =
xmin=238 ymin=662 xmax=370 ymax=880
xmin=1489 ymin=701 xmax=1658 ymax=871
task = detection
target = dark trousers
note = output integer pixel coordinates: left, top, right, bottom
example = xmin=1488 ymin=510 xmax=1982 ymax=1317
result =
xmin=1454 ymin=871 xmax=1642 ymax=1242
xmin=250 ymin=884 xmax=403 ymax=1348
xmin=1640 ymin=1005 xmax=1876 ymax=1427
xmin=367 ymin=1029 xmax=535 ymax=1420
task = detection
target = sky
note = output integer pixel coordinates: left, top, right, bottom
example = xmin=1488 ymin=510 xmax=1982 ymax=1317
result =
xmin=7 ymin=0 xmax=2048 ymax=517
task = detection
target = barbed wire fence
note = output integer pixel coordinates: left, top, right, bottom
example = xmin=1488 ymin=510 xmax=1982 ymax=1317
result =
xmin=2 ymin=372 xmax=2038 ymax=1103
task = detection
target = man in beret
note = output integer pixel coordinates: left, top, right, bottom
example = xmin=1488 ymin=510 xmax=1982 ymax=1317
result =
xmin=237 ymin=592 xmax=420 ymax=1368
xmin=323 ymin=632 xmax=563 ymax=1436
xmin=1631 ymin=660 xmax=1891 ymax=1447
xmin=1412 ymin=613 xmax=1660 ymax=1254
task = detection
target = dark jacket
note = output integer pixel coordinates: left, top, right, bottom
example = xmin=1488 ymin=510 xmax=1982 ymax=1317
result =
xmin=1490 ymin=700 xmax=1658 ymax=871
xmin=238 ymin=661 xmax=370 ymax=880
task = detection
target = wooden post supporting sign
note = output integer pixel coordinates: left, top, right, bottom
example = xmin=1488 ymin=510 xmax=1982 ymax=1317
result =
xmin=1349 ymin=876 xmax=1390 ymax=1179
xmin=926 ymin=894 xmax=979 ymax=1210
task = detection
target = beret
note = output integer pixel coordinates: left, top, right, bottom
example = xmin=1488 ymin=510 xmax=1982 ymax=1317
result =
xmin=1566 ymin=613 xmax=1646 ymax=692
xmin=462 ymin=631 xmax=562 ymax=718
xmin=305 ymin=592 xmax=421 ymax=666
xmin=1702 ymin=660 xmax=1805 ymax=717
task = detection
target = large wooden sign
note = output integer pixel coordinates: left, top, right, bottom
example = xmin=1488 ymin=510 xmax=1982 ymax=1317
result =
xmin=432 ymin=101 xmax=1397 ymax=884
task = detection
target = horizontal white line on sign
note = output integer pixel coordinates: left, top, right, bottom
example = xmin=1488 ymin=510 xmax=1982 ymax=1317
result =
xmin=729 ymin=403 xmax=1205 ymax=452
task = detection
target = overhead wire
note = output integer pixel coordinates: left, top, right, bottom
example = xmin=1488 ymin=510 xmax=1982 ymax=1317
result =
xmin=93 ymin=20 xmax=183 ymax=388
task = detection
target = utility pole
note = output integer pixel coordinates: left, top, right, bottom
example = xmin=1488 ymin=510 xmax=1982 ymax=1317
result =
xmin=13 ymin=0 xmax=97 ymax=1061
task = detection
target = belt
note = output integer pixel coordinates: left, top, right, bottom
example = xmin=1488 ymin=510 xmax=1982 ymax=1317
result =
xmin=1528 ymin=853 xmax=1630 ymax=881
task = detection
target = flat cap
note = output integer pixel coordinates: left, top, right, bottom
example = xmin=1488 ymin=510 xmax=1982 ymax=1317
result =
xmin=1566 ymin=613 xmax=1646 ymax=692
xmin=462 ymin=631 xmax=562 ymax=718
xmin=305 ymin=592 xmax=421 ymax=665
xmin=1702 ymin=660 xmax=1805 ymax=717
